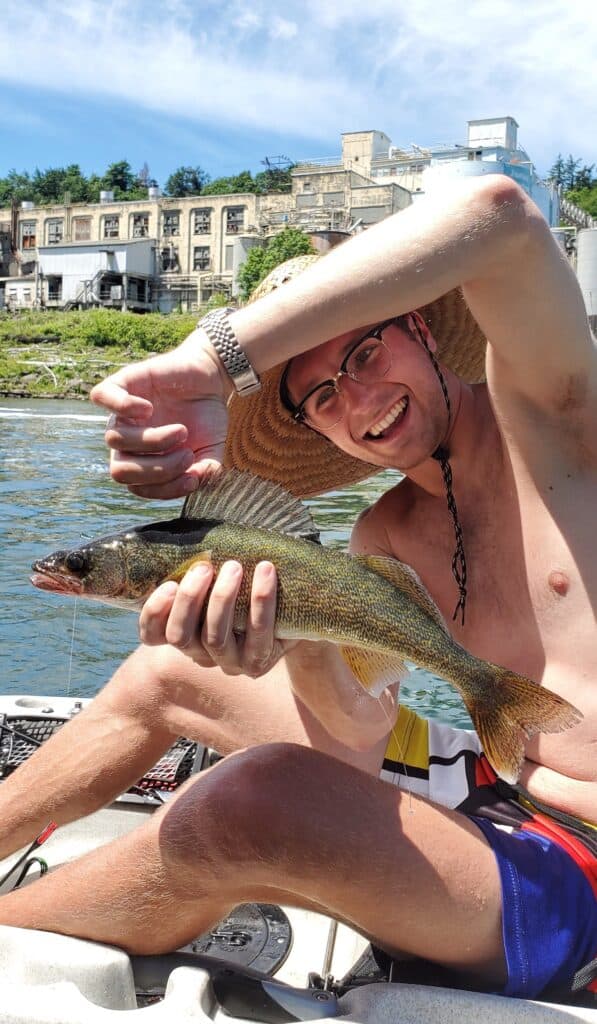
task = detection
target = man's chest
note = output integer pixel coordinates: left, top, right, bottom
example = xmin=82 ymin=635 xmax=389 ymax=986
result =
xmin=388 ymin=483 xmax=594 ymax=680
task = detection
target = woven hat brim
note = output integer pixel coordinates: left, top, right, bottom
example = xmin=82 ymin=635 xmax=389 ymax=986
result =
xmin=224 ymin=257 xmax=486 ymax=498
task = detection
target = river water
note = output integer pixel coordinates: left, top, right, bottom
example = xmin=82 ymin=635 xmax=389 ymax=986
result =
xmin=0 ymin=398 xmax=469 ymax=726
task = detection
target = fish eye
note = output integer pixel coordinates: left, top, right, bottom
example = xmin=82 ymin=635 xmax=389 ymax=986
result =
xmin=64 ymin=551 xmax=88 ymax=574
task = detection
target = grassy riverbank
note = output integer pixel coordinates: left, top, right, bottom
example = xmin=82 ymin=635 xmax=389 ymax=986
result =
xmin=0 ymin=310 xmax=198 ymax=398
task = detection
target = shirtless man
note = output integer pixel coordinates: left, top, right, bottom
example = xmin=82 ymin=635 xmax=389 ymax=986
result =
xmin=0 ymin=175 xmax=595 ymax=999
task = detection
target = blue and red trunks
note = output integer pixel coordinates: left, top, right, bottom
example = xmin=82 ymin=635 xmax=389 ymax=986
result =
xmin=381 ymin=705 xmax=597 ymax=999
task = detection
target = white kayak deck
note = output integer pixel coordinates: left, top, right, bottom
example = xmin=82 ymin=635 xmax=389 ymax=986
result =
xmin=0 ymin=695 xmax=594 ymax=1024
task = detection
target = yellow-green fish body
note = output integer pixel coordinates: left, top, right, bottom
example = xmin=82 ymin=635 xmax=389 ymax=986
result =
xmin=31 ymin=469 xmax=581 ymax=782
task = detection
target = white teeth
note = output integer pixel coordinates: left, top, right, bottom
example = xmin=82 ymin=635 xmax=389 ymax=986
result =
xmin=368 ymin=398 xmax=407 ymax=437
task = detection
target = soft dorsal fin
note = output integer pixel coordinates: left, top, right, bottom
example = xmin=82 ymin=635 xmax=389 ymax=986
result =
xmin=181 ymin=468 xmax=320 ymax=541
xmin=353 ymin=554 xmax=449 ymax=633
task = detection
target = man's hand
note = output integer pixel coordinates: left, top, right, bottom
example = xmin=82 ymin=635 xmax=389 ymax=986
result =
xmin=90 ymin=333 xmax=230 ymax=500
xmin=138 ymin=558 xmax=397 ymax=751
xmin=139 ymin=560 xmax=297 ymax=678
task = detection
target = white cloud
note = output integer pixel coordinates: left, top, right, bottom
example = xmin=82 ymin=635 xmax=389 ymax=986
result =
xmin=269 ymin=17 xmax=298 ymax=40
xmin=0 ymin=0 xmax=595 ymax=169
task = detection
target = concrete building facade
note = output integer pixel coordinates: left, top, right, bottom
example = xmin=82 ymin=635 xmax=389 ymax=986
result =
xmin=0 ymin=117 xmax=559 ymax=313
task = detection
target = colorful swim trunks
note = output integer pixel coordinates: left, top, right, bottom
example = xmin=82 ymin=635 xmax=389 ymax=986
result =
xmin=381 ymin=705 xmax=597 ymax=1000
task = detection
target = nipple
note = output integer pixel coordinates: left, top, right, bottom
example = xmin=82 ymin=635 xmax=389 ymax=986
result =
xmin=548 ymin=570 xmax=569 ymax=597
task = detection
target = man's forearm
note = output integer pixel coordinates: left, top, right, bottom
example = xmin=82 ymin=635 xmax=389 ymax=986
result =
xmin=284 ymin=641 xmax=398 ymax=754
xmin=227 ymin=175 xmax=531 ymax=373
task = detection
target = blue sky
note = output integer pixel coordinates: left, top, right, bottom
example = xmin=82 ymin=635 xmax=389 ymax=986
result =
xmin=1 ymin=0 xmax=595 ymax=187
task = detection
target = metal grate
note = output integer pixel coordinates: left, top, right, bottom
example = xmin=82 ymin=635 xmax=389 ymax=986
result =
xmin=0 ymin=716 xmax=198 ymax=793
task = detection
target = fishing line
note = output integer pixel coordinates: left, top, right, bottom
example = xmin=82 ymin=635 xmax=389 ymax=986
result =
xmin=66 ymin=598 xmax=79 ymax=697
xmin=369 ymin=686 xmax=416 ymax=816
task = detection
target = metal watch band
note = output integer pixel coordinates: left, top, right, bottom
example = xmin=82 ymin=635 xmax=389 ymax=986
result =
xmin=198 ymin=307 xmax=261 ymax=396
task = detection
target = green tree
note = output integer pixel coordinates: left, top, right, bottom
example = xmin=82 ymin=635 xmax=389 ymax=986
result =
xmin=165 ymin=165 xmax=210 ymax=197
xmin=0 ymin=169 xmax=33 ymax=205
xmin=206 ymin=171 xmax=255 ymax=195
xmin=563 ymin=155 xmax=581 ymax=191
xmin=548 ymin=154 xmax=565 ymax=187
xmin=102 ymin=160 xmax=137 ymax=196
xmin=237 ymin=228 xmax=315 ymax=301
xmin=254 ymin=166 xmax=294 ymax=193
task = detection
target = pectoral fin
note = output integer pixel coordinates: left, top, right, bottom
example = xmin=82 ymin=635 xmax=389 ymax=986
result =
xmin=165 ymin=551 xmax=214 ymax=583
xmin=339 ymin=645 xmax=407 ymax=697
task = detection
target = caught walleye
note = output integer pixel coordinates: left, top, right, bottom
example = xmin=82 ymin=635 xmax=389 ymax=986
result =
xmin=31 ymin=468 xmax=580 ymax=783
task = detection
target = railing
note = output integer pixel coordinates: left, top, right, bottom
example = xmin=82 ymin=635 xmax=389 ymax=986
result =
xmin=559 ymin=195 xmax=596 ymax=230
xmin=63 ymin=269 xmax=105 ymax=310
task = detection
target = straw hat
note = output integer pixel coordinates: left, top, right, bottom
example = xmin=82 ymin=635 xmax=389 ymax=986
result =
xmin=224 ymin=253 xmax=486 ymax=498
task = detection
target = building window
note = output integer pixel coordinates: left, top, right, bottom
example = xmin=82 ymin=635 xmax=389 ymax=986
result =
xmin=163 ymin=211 xmax=180 ymax=236
xmin=224 ymin=245 xmax=234 ymax=271
xmin=47 ymin=219 xmax=64 ymax=245
xmin=21 ymin=222 xmax=36 ymax=249
xmin=225 ymin=207 xmax=245 ymax=234
xmin=193 ymin=209 xmax=212 ymax=234
xmin=47 ymin=276 xmax=62 ymax=301
xmin=104 ymin=216 xmax=119 ymax=239
xmin=73 ymin=217 xmax=91 ymax=241
xmin=160 ymin=246 xmax=179 ymax=272
xmin=133 ymin=213 xmax=150 ymax=238
xmin=193 ymin=246 xmax=211 ymax=271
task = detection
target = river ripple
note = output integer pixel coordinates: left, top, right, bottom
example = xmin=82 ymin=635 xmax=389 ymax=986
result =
xmin=0 ymin=398 xmax=469 ymax=725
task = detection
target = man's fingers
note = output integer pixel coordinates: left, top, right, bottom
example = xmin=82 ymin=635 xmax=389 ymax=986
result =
xmin=90 ymin=379 xmax=153 ymax=419
xmin=139 ymin=581 xmax=179 ymax=645
xmin=110 ymin=448 xmax=195 ymax=486
xmin=242 ymin=562 xmax=278 ymax=675
xmin=201 ymin=561 xmax=243 ymax=670
xmin=105 ymin=421 xmax=189 ymax=454
xmin=164 ymin=563 xmax=214 ymax=650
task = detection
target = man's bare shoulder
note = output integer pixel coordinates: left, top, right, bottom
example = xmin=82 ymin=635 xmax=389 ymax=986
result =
xmin=349 ymin=478 xmax=414 ymax=556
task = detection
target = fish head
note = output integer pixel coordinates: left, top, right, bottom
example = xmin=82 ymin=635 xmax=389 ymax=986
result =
xmin=31 ymin=533 xmax=143 ymax=608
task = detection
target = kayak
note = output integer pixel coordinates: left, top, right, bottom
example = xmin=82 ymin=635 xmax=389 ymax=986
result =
xmin=0 ymin=694 xmax=595 ymax=1024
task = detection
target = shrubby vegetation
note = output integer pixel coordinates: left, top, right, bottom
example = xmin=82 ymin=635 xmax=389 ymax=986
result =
xmin=0 ymin=309 xmax=197 ymax=398
xmin=549 ymin=154 xmax=597 ymax=218
xmin=237 ymin=228 xmax=315 ymax=302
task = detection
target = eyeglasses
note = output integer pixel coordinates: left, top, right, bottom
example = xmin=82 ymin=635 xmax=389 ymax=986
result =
xmin=288 ymin=317 xmax=403 ymax=430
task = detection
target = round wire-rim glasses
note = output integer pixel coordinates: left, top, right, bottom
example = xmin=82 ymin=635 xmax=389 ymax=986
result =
xmin=289 ymin=317 xmax=402 ymax=430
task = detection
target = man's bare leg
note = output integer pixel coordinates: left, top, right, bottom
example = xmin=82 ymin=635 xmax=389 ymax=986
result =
xmin=0 ymin=742 xmax=505 ymax=986
xmin=0 ymin=644 xmax=387 ymax=860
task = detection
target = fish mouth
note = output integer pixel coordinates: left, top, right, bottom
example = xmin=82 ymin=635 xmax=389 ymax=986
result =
xmin=364 ymin=396 xmax=409 ymax=441
xmin=30 ymin=565 xmax=83 ymax=596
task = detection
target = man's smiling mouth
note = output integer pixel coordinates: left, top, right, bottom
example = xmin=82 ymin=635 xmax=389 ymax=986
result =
xmin=365 ymin=396 xmax=409 ymax=439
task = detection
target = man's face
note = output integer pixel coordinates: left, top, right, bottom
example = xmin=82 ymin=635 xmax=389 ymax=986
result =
xmin=285 ymin=317 xmax=448 ymax=471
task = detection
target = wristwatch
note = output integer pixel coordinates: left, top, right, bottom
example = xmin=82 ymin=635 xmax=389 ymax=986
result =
xmin=197 ymin=307 xmax=261 ymax=396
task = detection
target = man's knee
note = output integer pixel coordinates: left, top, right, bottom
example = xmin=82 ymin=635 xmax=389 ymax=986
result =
xmin=157 ymin=743 xmax=320 ymax=873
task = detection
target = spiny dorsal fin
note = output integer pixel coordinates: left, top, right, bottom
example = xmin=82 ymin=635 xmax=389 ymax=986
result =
xmin=353 ymin=554 xmax=449 ymax=633
xmin=339 ymin=645 xmax=407 ymax=697
xmin=181 ymin=468 xmax=320 ymax=541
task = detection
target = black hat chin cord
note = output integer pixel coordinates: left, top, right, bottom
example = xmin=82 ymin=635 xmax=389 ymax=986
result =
xmin=432 ymin=446 xmax=467 ymax=625
xmin=413 ymin=322 xmax=468 ymax=626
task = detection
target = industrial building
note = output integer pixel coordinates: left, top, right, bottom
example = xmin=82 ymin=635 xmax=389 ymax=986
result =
xmin=1 ymin=117 xmax=592 ymax=318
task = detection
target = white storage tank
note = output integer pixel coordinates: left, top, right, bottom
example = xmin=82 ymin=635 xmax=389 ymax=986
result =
xmin=148 ymin=186 xmax=161 ymax=200
xmin=100 ymin=190 xmax=115 ymax=204
xmin=576 ymin=228 xmax=597 ymax=326
xmin=21 ymin=200 xmax=34 ymax=210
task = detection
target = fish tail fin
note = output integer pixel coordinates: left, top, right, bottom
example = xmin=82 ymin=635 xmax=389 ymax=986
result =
xmin=466 ymin=671 xmax=582 ymax=785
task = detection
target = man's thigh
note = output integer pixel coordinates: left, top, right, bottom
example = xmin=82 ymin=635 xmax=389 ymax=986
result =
xmin=100 ymin=643 xmax=389 ymax=775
